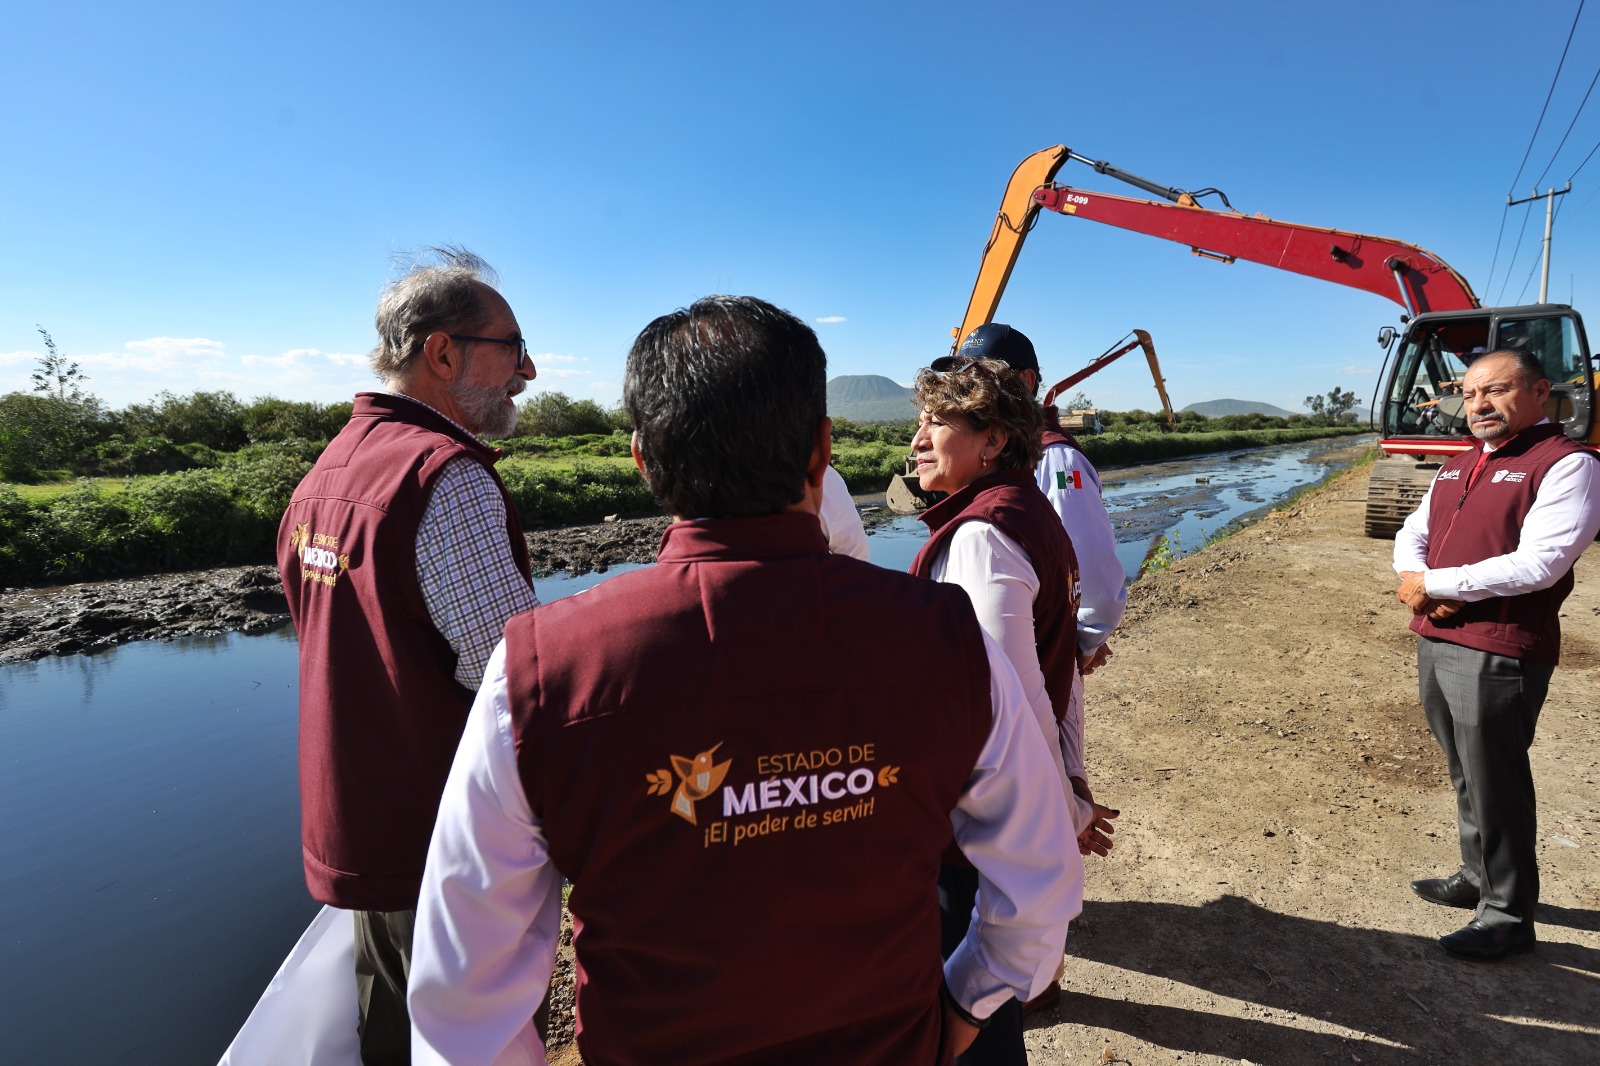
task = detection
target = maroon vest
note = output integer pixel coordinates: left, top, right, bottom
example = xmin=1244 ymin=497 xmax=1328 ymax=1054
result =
xmin=278 ymin=392 xmax=531 ymax=910
xmin=910 ymin=468 xmax=1082 ymax=722
xmin=1411 ymin=422 xmax=1593 ymax=665
xmin=505 ymin=513 xmax=989 ymax=1066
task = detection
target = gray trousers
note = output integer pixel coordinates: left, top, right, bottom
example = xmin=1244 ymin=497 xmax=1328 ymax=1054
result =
xmin=1418 ymin=637 xmax=1552 ymax=931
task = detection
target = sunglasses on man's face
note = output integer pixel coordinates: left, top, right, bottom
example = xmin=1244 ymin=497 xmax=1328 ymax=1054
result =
xmin=450 ymin=334 xmax=531 ymax=371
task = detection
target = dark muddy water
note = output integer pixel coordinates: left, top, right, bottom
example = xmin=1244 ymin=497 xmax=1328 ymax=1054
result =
xmin=0 ymin=437 xmax=1367 ymax=1065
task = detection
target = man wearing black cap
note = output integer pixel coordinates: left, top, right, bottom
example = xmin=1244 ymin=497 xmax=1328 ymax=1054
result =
xmin=935 ymin=323 xmax=1126 ymax=853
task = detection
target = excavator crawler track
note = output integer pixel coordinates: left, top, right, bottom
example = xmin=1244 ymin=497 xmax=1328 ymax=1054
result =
xmin=1364 ymin=458 xmax=1436 ymax=539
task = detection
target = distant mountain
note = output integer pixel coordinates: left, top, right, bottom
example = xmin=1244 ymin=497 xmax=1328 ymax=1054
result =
xmin=1181 ymin=398 xmax=1299 ymax=418
xmin=828 ymin=375 xmax=917 ymax=423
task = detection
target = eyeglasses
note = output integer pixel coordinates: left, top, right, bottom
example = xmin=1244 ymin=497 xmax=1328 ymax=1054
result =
xmin=450 ymin=334 xmax=530 ymax=371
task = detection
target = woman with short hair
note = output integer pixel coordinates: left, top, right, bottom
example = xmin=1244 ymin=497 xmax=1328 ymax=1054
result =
xmin=909 ymin=355 xmax=1111 ymax=1063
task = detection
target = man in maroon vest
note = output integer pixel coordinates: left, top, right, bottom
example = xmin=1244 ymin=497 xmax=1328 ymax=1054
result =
xmin=408 ymin=296 xmax=1081 ymax=1065
xmin=1394 ymin=348 xmax=1600 ymax=960
xmin=278 ymin=247 xmax=539 ymax=1063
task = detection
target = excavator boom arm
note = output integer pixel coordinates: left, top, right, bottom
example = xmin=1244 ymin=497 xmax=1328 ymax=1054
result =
xmin=951 ymin=145 xmax=1480 ymax=351
xmin=1033 ymin=184 xmax=1480 ymax=316
xmin=1042 ymin=329 xmax=1177 ymax=430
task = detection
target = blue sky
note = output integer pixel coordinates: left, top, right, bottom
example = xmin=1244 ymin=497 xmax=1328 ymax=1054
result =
xmin=4 ymin=0 xmax=1598 ymax=417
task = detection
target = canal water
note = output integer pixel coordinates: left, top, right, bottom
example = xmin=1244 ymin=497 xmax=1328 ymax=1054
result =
xmin=0 ymin=436 xmax=1368 ymax=1065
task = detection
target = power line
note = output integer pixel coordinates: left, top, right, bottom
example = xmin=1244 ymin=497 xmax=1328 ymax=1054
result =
xmin=1495 ymin=200 xmax=1537 ymax=305
xmin=1568 ymin=137 xmax=1600 ymax=183
xmin=1505 ymin=0 xmax=1586 ymax=196
xmin=1535 ymin=63 xmax=1600 ymax=187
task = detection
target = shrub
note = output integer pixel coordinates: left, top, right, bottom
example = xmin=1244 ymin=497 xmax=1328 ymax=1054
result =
xmin=831 ymin=442 xmax=906 ymax=493
xmin=243 ymin=397 xmax=352 ymax=442
xmin=81 ymin=435 xmax=197 ymax=476
xmin=220 ymin=452 xmax=315 ymax=523
xmin=121 ymin=390 xmax=249 ymax=450
xmin=0 ymin=486 xmax=38 ymax=581
xmin=29 ymin=483 xmax=145 ymax=579
xmin=516 ymin=392 xmax=621 ymax=438
xmin=498 ymin=460 xmax=655 ymax=525
xmin=125 ymin=471 xmax=248 ymax=568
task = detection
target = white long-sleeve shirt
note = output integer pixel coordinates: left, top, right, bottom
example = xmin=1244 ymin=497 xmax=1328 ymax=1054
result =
xmin=926 ymin=521 xmax=1095 ymax=832
xmin=1392 ymin=430 xmax=1600 ymax=598
xmin=817 ymin=464 xmax=869 ymax=561
xmin=1036 ymin=442 xmax=1126 ymax=652
xmin=409 ymin=637 xmax=1082 ymax=1066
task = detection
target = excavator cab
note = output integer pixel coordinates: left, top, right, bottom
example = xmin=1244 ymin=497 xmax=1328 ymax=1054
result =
xmin=1380 ymin=304 xmax=1595 ymax=445
xmin=1365 ymin=304 xmax=1595 ymax=537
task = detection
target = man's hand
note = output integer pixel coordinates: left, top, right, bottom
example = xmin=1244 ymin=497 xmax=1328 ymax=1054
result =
xmin=1396 ymin=571 xmax=1431 ymax=612
xmin=1078 ymin=643 xmax=1112 ymax=677
xmin=942 ymin=999 xmax=980 ymax=1057
xmin=1427 ymin=598 xmax=1463 ymax=620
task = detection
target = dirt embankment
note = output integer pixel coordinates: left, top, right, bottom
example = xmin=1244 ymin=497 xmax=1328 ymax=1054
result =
xmin=1010 ymin=465 xmax=1600 ymax=1066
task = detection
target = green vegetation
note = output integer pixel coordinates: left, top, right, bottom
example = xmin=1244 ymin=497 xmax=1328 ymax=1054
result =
xmin=0 ymin=364 xmax=1373 ymax=585
xmin=1141 ymin=532 xmax=1180 ymax=574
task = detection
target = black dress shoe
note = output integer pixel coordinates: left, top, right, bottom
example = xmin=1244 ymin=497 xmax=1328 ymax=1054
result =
xmin=1439 ymin=920 xmax=1535 ymax=960
xmin=1410 ymin=871 xmax=1479 ymax=908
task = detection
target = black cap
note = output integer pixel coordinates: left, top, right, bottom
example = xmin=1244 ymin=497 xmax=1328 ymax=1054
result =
xmin=931 ymin=323 xmax=1039 ymax=375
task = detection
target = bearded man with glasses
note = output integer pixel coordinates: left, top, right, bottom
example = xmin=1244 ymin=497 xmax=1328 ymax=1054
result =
xmin=278 ymin=246 xmax=540 ymax=1064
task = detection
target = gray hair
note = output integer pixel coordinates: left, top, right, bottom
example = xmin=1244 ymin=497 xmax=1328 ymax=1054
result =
xmin=370 ymin=245 xmax=501 ymax=382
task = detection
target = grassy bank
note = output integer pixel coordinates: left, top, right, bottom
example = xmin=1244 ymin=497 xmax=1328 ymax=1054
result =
xmin=0 ymin=426 xmax=1370 ymax=586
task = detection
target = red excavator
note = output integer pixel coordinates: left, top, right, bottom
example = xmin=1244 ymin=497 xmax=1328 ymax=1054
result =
xmin=949 ymin=145 xmax=1597 ymax=536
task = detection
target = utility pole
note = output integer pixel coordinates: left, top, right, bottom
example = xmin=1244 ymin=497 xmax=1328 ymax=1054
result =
xmin=1508 ymin=182 xmax=1571 ymax=302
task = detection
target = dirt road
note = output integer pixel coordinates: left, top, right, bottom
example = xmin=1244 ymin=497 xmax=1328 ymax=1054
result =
xmin=1019 ymin=463 xmax=1600 ymax=1065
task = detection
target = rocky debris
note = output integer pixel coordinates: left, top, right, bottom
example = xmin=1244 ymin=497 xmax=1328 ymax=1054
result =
xmin=524 ymin=516 xmax=670 ymax=577
xmin=0 ymin=518 xmax=682 ymax=664
xmin=0 ymin=566 xmax=291 ymax=664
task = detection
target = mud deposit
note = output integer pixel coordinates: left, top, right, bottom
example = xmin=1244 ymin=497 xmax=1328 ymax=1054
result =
xmin=0 ymin=517 xmax=674 ymax=665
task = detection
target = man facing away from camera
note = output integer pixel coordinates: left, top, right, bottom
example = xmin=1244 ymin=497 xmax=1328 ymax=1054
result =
xmin=278 ymin=247 xmax=539 ymax=1063
xmin=408 ymin=295 xmax=1081 ymax=1065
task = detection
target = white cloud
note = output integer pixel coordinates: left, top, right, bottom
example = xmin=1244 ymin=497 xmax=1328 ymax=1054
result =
xmin=240 ymin=348 xmax=368 ymax=370
xmin=53 ymin=337 xmax=379 ymax=407
xmin=534 ymin=352 xmax=582 ymax=364
xmin=0 ymin=350 xmax=37 ymax=368
xmin=1339 ymin=365 xmax=1374 ymax=376
xmin=537 ymin=367 xmax=589 ymax=379
xmin=814 ymin=315 xmax=847 ymax=324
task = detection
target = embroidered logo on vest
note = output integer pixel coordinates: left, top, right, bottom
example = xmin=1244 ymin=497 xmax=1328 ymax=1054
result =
xmin=1491 ymin=469 xmax=1527 ymax=484
xmin=649 ymin=742 xmax=902 ymax=848
xmin=288 ymin=524 xmax=351 ymax=587
xmin=1055 ymin=470 xmax=1082 ymax=491
xmin=1436 ymin=469 xmax=1462 ymax=481
xmin=646 ymin=743 xmax=731 ymax=826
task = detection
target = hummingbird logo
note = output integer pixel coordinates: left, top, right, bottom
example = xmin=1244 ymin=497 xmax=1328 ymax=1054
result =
xmin=646 ymin=742 xmax=731 ymax=825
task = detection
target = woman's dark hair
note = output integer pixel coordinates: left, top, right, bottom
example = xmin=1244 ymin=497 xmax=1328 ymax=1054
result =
xmin=913 ymin=357 xmax=1044 ymax=471
xmin=624 ymin=295 xmax=826 ymax=517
